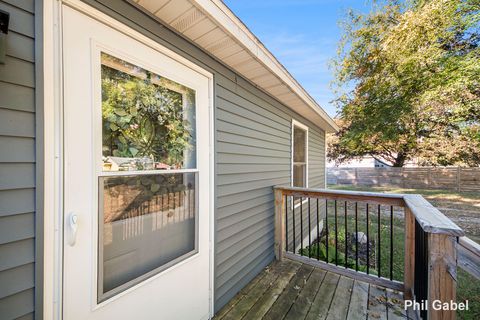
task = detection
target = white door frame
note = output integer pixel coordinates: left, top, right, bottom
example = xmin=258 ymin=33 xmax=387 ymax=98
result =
xmin=41 ymin=1 xmax=215 ymax=319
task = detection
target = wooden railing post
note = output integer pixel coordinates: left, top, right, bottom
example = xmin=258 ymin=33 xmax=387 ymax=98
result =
xmin=404 ymin=208 xmax=415 ymax=299
xmin=274 ymin=188 xmax=285 ymax=261
xmin=428 ymin=234 xmax=457 ymax=320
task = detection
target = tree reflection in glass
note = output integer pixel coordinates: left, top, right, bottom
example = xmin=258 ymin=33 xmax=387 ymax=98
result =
xmin=101 ymin=53 xmax=196 ymax=171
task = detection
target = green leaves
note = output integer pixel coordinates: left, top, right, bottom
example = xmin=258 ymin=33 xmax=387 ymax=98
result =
xmin=109 ymin=123 xmax=119 ymax=131
xmin=330 ymin=0 xmax=480 ymax=167
xmin=129 ymin=106 xmax=137 ymax=116
xmin=129 ymin=147 xmax=139 ymax=157
xmin=114 ymin=108 xmax=128 ymax=117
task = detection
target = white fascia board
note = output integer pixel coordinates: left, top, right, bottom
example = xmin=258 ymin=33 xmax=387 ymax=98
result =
xmin=192 ymin=0 xmax=339 ymax=133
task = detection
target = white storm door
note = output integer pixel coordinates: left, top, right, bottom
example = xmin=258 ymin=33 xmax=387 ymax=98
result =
xmin=62 ymin=5 xmax=211 ymax=320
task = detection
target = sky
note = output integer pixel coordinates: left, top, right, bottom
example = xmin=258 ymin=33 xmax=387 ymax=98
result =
xmin=223 ymin=0 xmax=373 ymax=117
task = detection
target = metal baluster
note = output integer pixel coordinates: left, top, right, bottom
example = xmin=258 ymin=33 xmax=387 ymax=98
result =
xmin=285 ymin=195 xmax=289 ymax=252
xmin=308 ymin=198 xmax=311 ymax=258
xmin=325 ymin=199 xmax=329 ymax=263
xmin=300 ymin=197 xmax=304 ymax=255
xmin=390 ymin=205 xmax=394 ymax=281
xmin=335 ymin=200 xmax=338 ymax=266
xmin=293 ymin=196 xmax=296 ymax=253
xmin=378 ymin=204 xmax=381 ymax=278
xmin=355 ymin=202 xmax=358 ymax=272
xmin=345 ymin=201 xmax=348 ymax=268
xmin=366 ymin=203 xmax=370 ymax=274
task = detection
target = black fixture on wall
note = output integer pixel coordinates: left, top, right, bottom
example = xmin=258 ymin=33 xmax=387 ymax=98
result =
xmin=0 ymin=9 xmax=10 ymax=64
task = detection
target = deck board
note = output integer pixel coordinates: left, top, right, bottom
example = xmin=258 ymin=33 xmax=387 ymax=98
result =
xmin=304 ymin=271 xmax=340 ymax=320
xmin=244 ymin=260 xmax=302 ymax=319
xmin=221 ymin=261 xmax=284 ymax=320
xmin=325 ymin=276 xmax=354 ymax=320
xmin=284 ymin=268 xmax=326 ymax=320
xmin=387 ymin=288 xmax=408 ymax=320
xmin=214 ymin=264 xmax=269 ymax=319
xmin=263 ymin=264 xmax=314 ymax=320
xmin=346 ymin=280 xmax=369 ymax=320
xmin=214 ymin=259 xmax=406 ymax=320
xmin=367 ymin=285 xmax=388 ymax=320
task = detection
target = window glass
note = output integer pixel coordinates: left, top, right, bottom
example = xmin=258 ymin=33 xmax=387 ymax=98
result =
xmin=293 ymin=164 xmax=306 ymax=187
xmin=98 ymin=172 xmax=197 ymax=301
xmin=101 ymin=53 xmax=196 ymax=171
xmin=293 ymin=127 xmax=306 ymax=163
xmin=292 ymin=124 xmax=307 ymax=188
xmin=98 ymin=52 xmax=199 ymax=302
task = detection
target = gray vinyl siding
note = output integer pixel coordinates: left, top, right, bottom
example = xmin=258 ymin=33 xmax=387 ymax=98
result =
xmin=81 ymin=0 xmax=327 ymax=312
xmin=214 ymin=80 xmax=327 ymax=307
xmin=309 ymin=128 xmax=326 ymax=188
xmin=0 ymin=0 xmax=329 ymax=317
xmin=0 ymin=0 xmax=36 ymax=319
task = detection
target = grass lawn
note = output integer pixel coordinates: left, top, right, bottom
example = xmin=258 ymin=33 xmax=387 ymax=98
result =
xmin=329 ymin=185 xmax=480 ymax=242
xmin=327 ymin=185 xmax=480 ymax=320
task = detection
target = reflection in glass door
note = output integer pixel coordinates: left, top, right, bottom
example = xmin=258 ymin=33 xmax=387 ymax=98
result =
xmin=98 ymin=53 xmax=199 ymax=302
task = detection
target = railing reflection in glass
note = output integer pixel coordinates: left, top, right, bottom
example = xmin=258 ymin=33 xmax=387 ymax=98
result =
xmin=98 ymin=172 xmax=197 ymax=301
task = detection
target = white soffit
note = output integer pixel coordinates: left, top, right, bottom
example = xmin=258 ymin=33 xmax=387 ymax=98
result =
xmin=133 ymin=0 xmax=339 ymax=132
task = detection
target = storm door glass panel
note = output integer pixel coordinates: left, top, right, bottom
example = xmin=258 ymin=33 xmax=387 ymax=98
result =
xmin=101 ymin=52 xmax=196 ymax=171
xmin=292 ymin=126 xmax=307 ymax=187
xmin=98 ymin=53 xmax=198 ymax=302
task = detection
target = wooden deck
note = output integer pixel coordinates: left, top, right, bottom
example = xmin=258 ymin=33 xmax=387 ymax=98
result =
xmin=215 ymin=259 xmax=412 ymax=320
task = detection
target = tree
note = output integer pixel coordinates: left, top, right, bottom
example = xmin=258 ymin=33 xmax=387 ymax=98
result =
xmin=330 ymin=0 xmax=480 ymax=167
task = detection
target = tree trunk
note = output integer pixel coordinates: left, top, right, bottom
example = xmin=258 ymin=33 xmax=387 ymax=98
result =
xmin=393 ymin=152 xmax=407 ymax=167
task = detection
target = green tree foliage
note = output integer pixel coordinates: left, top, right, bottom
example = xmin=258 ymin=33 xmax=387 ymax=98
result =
xmin=330 ymin=0 xmax=480 ymax=167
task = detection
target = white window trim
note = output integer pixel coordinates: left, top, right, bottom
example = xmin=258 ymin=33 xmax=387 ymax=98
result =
xmin=291 ymin=119 xmax=309 ymax=189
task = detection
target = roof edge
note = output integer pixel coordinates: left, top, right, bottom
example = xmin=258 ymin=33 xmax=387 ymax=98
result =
xmin=192 ymin=0 xmax=339 ymax=133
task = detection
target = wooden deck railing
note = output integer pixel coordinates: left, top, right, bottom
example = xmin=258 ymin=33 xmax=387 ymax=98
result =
xmin=458 ymin=236 xmax=480 ymax=280
xmin=274 ymin=186 xmax=464 ymax=320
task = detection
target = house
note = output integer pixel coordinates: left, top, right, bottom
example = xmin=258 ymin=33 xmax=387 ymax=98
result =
xmin=327 ymin=155 xmax=422 ymax=168
xmin=0 ymin=0 xmax=338 ymax=319
xmin=1 ymin=1 xmax=470 ymax=319
xmin=327 ymin=156 xmax=392 ymax=168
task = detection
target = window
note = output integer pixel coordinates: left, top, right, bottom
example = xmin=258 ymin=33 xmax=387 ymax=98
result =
xmin=98 ymin=52 xmax=198 ymax=302
xmin=292 ymin=120 xmax=308 ymax=188
xmin=101 ymin=53 xmax=196 ymax=171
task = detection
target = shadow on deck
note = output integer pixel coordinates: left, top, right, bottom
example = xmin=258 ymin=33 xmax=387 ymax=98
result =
xmin=214 ymin=259 xmax=412 ymax=320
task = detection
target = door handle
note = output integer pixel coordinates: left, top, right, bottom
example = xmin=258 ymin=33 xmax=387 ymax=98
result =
xmin=67 ymin=213 xmax=78 ymax=246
